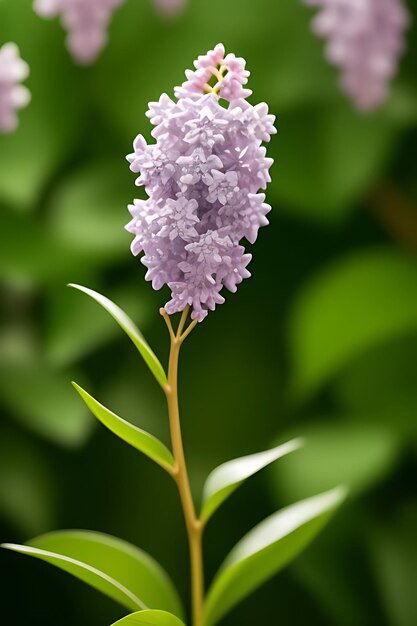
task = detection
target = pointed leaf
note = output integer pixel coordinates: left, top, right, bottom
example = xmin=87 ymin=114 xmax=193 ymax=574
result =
xmin=68 ymin=284 xmax=167 ymax=389
xmin=2 ymin=531 xmax=183 ymax=618
xmin=201 ymin=439 xmax=303 ymax=523
xmin=113 ymin=610 xmax=186 ymax=626
xmin=72 ymin=383 xmax=175 ymax=473
xmin=203 ymin=487 xmax=346 ymax=626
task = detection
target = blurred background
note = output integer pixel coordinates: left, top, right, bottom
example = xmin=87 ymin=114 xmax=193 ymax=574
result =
xmin=1 ymin=0 xmax=417 ymax=624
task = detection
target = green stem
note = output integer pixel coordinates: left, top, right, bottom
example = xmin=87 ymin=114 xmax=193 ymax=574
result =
xmin=162 ymin=308 xmax=204 ymax=626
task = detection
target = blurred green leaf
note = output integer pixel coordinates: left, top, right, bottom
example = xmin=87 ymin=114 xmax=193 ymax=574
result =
xmin=290 ymin=248 xmax=417 ymax=398
xmin=0 ymin=433 xmax=56 ymax=536
xmin=69 ymin=284 xmax=167 ymax=389
xmin=47 ymin=160 xmax=130 ymax=261
xmin=200 ymin=439 xmax=303 ymax=523
xmin=72 ymin=383 xmax=175 ymax=472
xmin=270 ymin=103 xmax=396 ymax=221
xmin=335 ymin=333 xmax=417 ymax=435
xmin=0 ymin=359 xmax=93 ymax=447
xmin=372 ymin=507 xmax=417 ymax=626
xmin=2 ymin=531 xmax=183 ymax=617
xmin=0 ymin=210 xmax=91 ymax=288
xmin=291 ymin=509 xmax=378 ymax=626
xmin=46 ymin=284 xmax=152 ymax=366
xmin=203 ymin=487 xmax=346 ymax=626
xmin=113 ymin=610 xmax=186 ymax=626
xmin=271 ymin=422 xmax=401 ymax=503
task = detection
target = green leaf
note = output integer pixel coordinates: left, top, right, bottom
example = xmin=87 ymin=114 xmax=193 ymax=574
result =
xmin=2 ymin=531 xmax=183 ymax=618
xmin=200 ymin=439 xmax=303 ymax=523
xmin=271 ymin=422 xmax=401 ymax=503
xmin=203 ymin=487 xmax=346 ymax=626
xmin=68 ymin=284 xmax=167 ymax=389
xmin=113 ymin=610 xmax=186 ymax=626
xmin=289 ymin=248 xmax=417 ymax=399
xmin=72 ymin=383 xmax=175 ymax=472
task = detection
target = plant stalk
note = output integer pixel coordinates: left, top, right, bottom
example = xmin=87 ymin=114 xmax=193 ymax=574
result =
xmin=164 ymin=308 xmax=204 ymax=626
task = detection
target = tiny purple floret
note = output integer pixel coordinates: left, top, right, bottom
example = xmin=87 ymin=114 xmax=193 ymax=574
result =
xmin=126 ymin=44 xmax=276 ymax=321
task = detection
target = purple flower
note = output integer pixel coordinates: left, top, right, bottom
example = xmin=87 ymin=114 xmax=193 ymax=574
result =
xmin=0 ymin=43 xmax=30 ymax=134
xmin=126 ymin=44 xmax=276 ymax=321
xmin=33 ymin=0 xmax=124 ymax=64
xmin=303 ymin=0 xmax=410 ymax=111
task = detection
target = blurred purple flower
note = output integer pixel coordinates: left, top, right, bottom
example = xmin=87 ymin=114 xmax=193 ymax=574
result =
xmin=126 ymin=44 xmax=276 ymax=321
xmin=0 ymin=43 xmax=30 ymax=133
xmin=153 ymin=0 xmax=187 ymax=17
xmin=304 ymin=0 xmax=410 ymax=111
xmin=34 ymin=0 xmax=124 ymax=64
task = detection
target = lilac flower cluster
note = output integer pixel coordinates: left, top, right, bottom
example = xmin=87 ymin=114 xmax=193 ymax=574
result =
xmin=33 ymin=0 xmax=124 ymax=64
xmin=126 ymin=44 xmax=276 ymax=321
xmin=304 ymin=0 xmax=409 ymax=111
xmin=0 ymin=43 xmax=30 ymax=134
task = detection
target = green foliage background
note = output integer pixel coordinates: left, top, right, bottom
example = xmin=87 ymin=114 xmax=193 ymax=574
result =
xmin=1 ymin=0 xmax=417 ymax=623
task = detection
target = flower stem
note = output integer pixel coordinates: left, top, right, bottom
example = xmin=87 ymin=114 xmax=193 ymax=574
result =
xmin=163 ymin=308 xmax=204 ymax=626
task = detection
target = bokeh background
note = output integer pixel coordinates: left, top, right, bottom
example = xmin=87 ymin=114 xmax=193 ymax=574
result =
xmin=1 ymin=0 xmax=417 ymax=624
